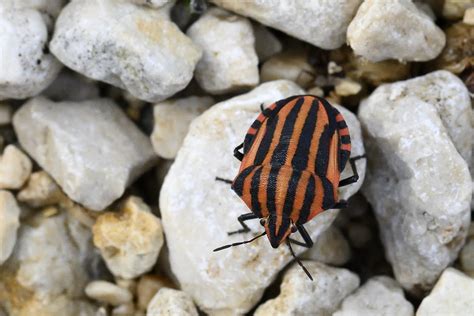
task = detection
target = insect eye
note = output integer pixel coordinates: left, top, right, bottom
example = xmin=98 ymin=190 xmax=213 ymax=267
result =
xmin=291 ymin=225 xmax=297 ymax=233
xmin=260 ymin=219 xmax=266 ymax=226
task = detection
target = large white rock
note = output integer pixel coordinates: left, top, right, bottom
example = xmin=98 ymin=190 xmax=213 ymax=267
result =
xmin=417 ymin=268 xmax=474 ymax=315
xmin=0 ymin=190 xmax=21 ymax=264
xmin=254 ymin=261 xmax=360 ymax=316
xmin=358 ymin=70 xmax=472 ymax=294
xmin=151 ymin=96 xmax=214 ymax=159
xmin=0 ymin=145 xmax=32 ymax=190
xmin=13 ymin=97 xmax=157 ymax=211
xmin=334 ymin=276 xmax=414 ymax=316
xmin=160 ymin=80 xmax=366 ymax=314
xmin=187 ymin=8 xmax=259 ymax=94
xmin=147 ymin=288 xmax=198 ymax=316
xmin=0 ymin=6 xmax=62 ymax=100
xmin=211 ymin=0 xmax=362 ymax=49
xmin=50 ymin=0 xmax=202 ymax=102
xmin=347 ymin=0 xmax=446 ymax=62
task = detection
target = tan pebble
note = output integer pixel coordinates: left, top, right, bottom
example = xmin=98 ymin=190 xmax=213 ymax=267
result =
xmin=137 ymin=274 xmax=175 ymax=311
xmin=334 ymin=78 xmax=362 ymax=96
xmin=17 ymin=171 xmax=67 ymax=208
xmin=85 ymin=281 xmax=133 ymax=306
xmin=463 ymin=7 xmax=474 ymax=25
xmin=42 ymin=206 xmax=59 ymax=218
xmin=306 ymin=86 xmax=324 ymax=97
xmin=0 ymin=145 xmax=32 ymax=189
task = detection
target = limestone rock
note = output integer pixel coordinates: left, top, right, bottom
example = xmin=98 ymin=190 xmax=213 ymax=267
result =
xmin=417 ymin=268 xmax=474 ymax=315
xmin=160 ymin=80 xmax=365 ymax=314
xmin=85 ymin=281 xmax=133 ymax=306
xmin=0 ymin=191 xmax=21 ymax=264
xmin=334 ymin=276 xmax=414 ymax=316
xmin=151 ymin=96 xmax=214 ymax=159
xmin=442 ymin=0 xmax=474 ymax=20
xmin=347 ymin=0 xmax=446 ymax=62
xmin=464 ymin=7 xmax=474 ymax=24
xmin=187 ymin=8 xmax=259 ymax=94
xmin=50 ymin=0 xmax=202 ymax=102
xmin=358 ymin=70 xmax=472 ymax=294
xmin=0 ymin=145 xmax=32 ymax=190
xmin=93 ymin=196 xmax=164 ymax=279
xmin=13 ymin=97 xmax=157 ymax=211
xmin=255 ymin=261 xmax=360 ymax=316
xmin=252 ymin=23 xmax=282 ymax=62
xmin=211 ymin=0 xmax=362 ymax=49
xmin=17 ymin=171 xmax=67 ymax=208
xmin=137 ymin=274 xmax=175 ymax=311
xmin=0 ymin=6 xmax=62 ymax=100
xmin=301 ymin=226 xmax=351 ymax=266
xmin=147 ymin=288 xmax=198 ymax=316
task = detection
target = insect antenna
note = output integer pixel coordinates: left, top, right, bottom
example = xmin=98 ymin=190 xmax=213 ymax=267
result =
xmin=286 ymin=239 xmax=313 ymax=281
xmin=213 ymin=232 xmax=266 ymax=252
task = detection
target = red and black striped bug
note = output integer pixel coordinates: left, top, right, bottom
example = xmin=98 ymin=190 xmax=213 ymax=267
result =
xmin=214 ymin=95 xmax=365 ymax=280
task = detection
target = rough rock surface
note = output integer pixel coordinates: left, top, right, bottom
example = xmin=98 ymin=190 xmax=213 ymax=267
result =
xmin=0 ymin=212 xmax=98 ymax=315
xmin=359 ymin=70 xmax=472 ymax=294
xmin=0 ymin=6 xmax=62 ymax=100
xmin=417 ymin=268 xmax=474 ymax=315
xmin=187 ymin=8 xmax=259 ymax=94
xmin=211 ymin=0 xmax=362 ymax=49
xmin=255 ymin=261 xmax=360 ymax=316
xmin=301 ymin=226 xmax=351 ymax=266
xmin=347 ymin=0 xmax=446 ymax=62
xmin=93 ymin=196 xmax=164 ymax=279
xmin=334 ymin=276 xmax=414 ymax=316
xmin=160 ymin=80 xmax=365 ymax=314
xmin=151 ymin=96 xmax=214 ymax=159
xmin=50 ymin=0 xmax=202 ymax=102
xmin=17 ymin=171 xmax=67 ymax=208
xmin=147 ymin=288 xmax=198 ymax=316
xmin=0 ymin=191 xmax=21 ymax=264
xmin=85 ymin=281 xmax=133 ymax=306
xmin=0 ymin=145 xmax=32 ymax=190
xmin=13 ymin=97 xmax=157 ymax=211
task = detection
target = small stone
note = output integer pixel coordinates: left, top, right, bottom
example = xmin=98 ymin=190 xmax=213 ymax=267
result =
xmin=43 ymin=70 xmax=100 ymax=102
xmin=301 ymin=226 xmax=351 ymax=266
xmin=50 ymin=0 xmax=202 ymax=102
xmin=464 ymin=7 xmax=474 ymax=24
xmin=187 ymin=8 xmax=259 ymax=94
xmin=334 ymin=276 xmax=414 ymax=316
xmin=347 ymin=0 xmax=446 ymax=62
xmin=252 ymin=22 xmax=282 ymax=62
xmin=359 ymin=70 xmax=472 ymax=294
xmin=417 ymin=268 xmax=474 ymax=315
xmin=211 ymin=0 xmax=362 ymax=49
xmin=0 ymin=190 xmax=21 ymax=264
xmin=147 ymin=288 xmax=198 ymax=316
xmin=334 ymin=78 xmax=362 ymax=96
xmin=151 ymin=96 xmax=214 ymax=159
xmin=328 ymin=61 xmax=343 ymax=75
xmin=13 ymin=97 xmax=157 ymax=211
xmin=254 ymin=261 xmax=360 ymax=316
xmin=160 ymin=80 xmax=366 ymax=314
xmin=17 ymin=171 xmax=67 ymax=208
xmin=0 ymin=145 xmax=32 ymax=190
xmin=137 ymin=274 xmax=175 ymax=311
xmin=93 ymin=196 xmax=164 ymax=279
xmin=442 ymin=0 xmax=474 ymax=20
xmin=306 ymin=86 xmax=324 ymax=97
xmin=0 ymin=103 xmax=12 ymax=125
xmin=85 ymin=281 xmax=133 ymax=306
xmin=261 ymin=51 xmax=316 ymax=88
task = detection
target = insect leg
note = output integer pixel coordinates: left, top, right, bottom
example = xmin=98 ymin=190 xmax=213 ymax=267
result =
xmin=339 ymin=154 xmax=366 ymax=187
xmin=333 ymin=199 xmax=348 ymax=209
xmin=215 ymin=177 xmax=233 ymax=184
xmin=233 ymin=143 xmax=244 ymax=161
xmin=260 ymin=103 xmax=265 ymax=112
xmin=288 ymin=224 xmax=314 ymax=248
xmin=228 ymin=213 xmax=258 ymax=235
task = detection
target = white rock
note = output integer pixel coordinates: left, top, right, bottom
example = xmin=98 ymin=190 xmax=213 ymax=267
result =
xmin=0 ymin=190 xmax=21 ymax=264
xmin=347 ymin=0 xmax=446 ymax=62
xmin=0 ymin=103 xmax=12 ymax=125
xmin=50 ymin=0 xmax=202 ymax=102
xmin=301 ymin=226 xmax=351 ymax=266
xmin=160 ymin=80 xmax=366 ymax=314
xmin=335 ymin=78 xmax=362 ymax=96
xmin=0 ymin=145 xmax=32 ymax=190
xmin=187 ymin=8 xmax=259 ymax=94
xmin=464 ymin=7 xmax=474 ymax=25
xmin=358 ymin=70 xmax=472 ymax=294
xmin=43 ymin=71 xmax=100 ymax=102
xmin=93 ymin=196 xmax=164 ymax=279
xmin=85 ymin=281 xmax=133 ymax=306
xmin=334 ymin=276 xmax=414 ymax=316
xmin=417 ymin=268 xmax=474 ymax=315
xmin=147 ymin=288 xmax=198 ymax=316
xmin=255 ymin=261 xmax=360 ymax=316
xmin=1 ymin=0 xmax=66 ymax=17
xmin=13 ymin=97 xmax=157 ymax=211
xmin=211 ymin=0 xmax=362 ymax=49
xmin=443 ymin=0 xmax=474 ymax=20
xmin=17 ymin=171 xmax=67 ymax=208
xmin=0 ymin=6 xmax=62 ymax=100
xmin=151 ymin=96 xmax=214 ymax=159
xmin=252 ymin=22 xmax=282 ymax=62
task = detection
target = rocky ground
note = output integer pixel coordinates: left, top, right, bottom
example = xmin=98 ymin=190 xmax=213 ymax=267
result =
xmin=0 ymin=0 xmax=473 ymax=315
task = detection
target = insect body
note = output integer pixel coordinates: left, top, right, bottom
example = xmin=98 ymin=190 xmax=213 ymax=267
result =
xmin=214 ymin=95 xmax=364 ymax=278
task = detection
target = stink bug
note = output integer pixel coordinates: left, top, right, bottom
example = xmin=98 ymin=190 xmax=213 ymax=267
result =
xmin=214 ymin=95 xmax=365 ymax=279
